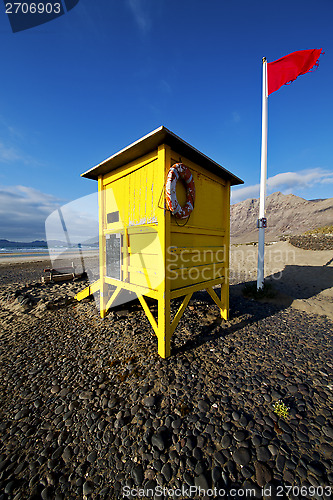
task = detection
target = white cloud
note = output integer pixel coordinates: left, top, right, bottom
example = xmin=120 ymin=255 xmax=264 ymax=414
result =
xmin=0 ymin=185 xmax=63 ymax=241
xmin=126 ymin=0 xmax=152 ymax=33
xmin=231 ymin=168 xmax=333 ymax=204
xmin=0 ymin=142 xmax=42 ymax=166
xmin=0 ymin=142 xmax=25 ymax=163
xmin=0 ymin=185 xmax=99 ymax=244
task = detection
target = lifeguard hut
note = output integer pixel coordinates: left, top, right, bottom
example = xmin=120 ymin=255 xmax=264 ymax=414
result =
xmin=75 ymin=127 xmax=243 ymax=358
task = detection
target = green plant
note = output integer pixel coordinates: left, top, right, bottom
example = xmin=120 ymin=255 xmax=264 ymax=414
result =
xmin=273 ymin=400 xmax=290 ymax=419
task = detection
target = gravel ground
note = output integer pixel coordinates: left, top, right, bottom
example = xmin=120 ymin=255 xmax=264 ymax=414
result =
xmin=0 ymin=261 xmax=51 ymax=286
xmin=0 ymin=265 xmax=333 ymax=500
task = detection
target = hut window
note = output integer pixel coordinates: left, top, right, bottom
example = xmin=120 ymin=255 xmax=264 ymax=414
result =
xmin=106 ymin=233 xmax=122 ymax=280
xmin=107 ymin=211 xmax=119 ymax=224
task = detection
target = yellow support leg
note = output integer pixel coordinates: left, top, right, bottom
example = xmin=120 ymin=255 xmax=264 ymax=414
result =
xmin=170 ymin=293 xmax=193 ymax=335
xmin=157 ymin=294 xmax=171 ymax=358
xmin=75 ymin=280 xmax=100 ymax=301
xmin=98 ymin=176 xmax=107 ymax=319
xmin=105 ymin=286 xmax=122 ymax=313
xmin=207 ymin=284 xmax=229 ymax=320
xmin=138 ymin=295 xmax=158 ymax=335
xmin=221 ymin=280 xmax=229 ymax=320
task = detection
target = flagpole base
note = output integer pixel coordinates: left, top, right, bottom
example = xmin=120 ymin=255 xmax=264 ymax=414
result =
xmin=257 ymin=227 xmax=265 ymax=290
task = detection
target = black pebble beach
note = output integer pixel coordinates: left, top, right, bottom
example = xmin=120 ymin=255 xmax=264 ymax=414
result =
xmin=0 ymin=262 xmax=332 ymax=499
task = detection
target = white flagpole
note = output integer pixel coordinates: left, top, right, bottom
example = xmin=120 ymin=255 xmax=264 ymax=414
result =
xmin=257 ymin=57 xmax=268 ymax=290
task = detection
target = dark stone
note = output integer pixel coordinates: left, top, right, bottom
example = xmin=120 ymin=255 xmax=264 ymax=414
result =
xmin=323 ymin=426 xmax=333 ymax=439
xmin=254 ymin=461 xmax=272 ymax=487
xmin=194 ymin=473 xmax=209 ymax=490
xmin=243 ymin=480 xmax=262 ymax=499
xmin=131 ymin=464 xmax=144 ymax=486
xmin=268 ymin=444 xmax=278 ymax=456
xmin=41 ymin=486 xmax=53 ymax=500
xmin=262 ymin=429 xmax=274 ymax=440
xmin=283 ymin=469 xmax=294 ymax=484
xmin=281 ymin=433 xmax=292 ymax=443
xmin=4 ymin=482 xmax=15 ymax=495
xmin=256 ymin=446 xmax=271 ymax=462
xmin=308 ymin=462 xmax=324 ymax=477
xmin=194 ymin=461 xmax=204 ymax=476
xmin=198 ymin=400 xmax=209 ymax=412
xmin=62 ymin=446 xmax=72 ymax=463
xmin=87 ymin=451 xmax=97 ymax=464
xmin=153 ymin=460 xmax=162 ymax=472
xmin=308 ymin=475 xmax=319 ymax=487
xmin=205 ymin=424 xmax=214 ymax=435
xmin=241 ymin=466 xmax=253 ymax=479
xmin=252 ymin=435 xmax=261 ymax=447
xmin=285 ymin=459 xmax=296 ymax=470
xmin=51 ymin=447 xmax=63 ymax=460
xmin=271 ymin=390 xmax=282 ymax=400
xmin=82 ymin=481 xmax=94 ymax=496
xmin=151 ymin=433 xmax=165 ymax=451
xmin=161 ymin=462 xmax=172 ymax=482
xmin=233 ymin=447 xmax=251 ymax=466
xmin=263 ymin=416 xmax=274 ymax=428
xmin=225 ymin=460 xmax=236 ymax=475
xmin=14 ymin=409 xmax=29 ymax=420
xmin=212 ymin=466 xmax=221 ymax=483
xmin=213 ymin=451 xmax=226 ymax=466
xmin=278 ymin=420 xmax=292 ymax=434
xmin=183 ymin=472 xmax=194 ymax=486
xmin=239 ymin=415 xmax=248 ymax=427
xmin=296 ymin=466 xmax=307 ymax=478
xmin=143 ymin=396 xmax=155 ymax=408
xmin=196 ymin=436 xmax=205 ymax=448
xmin=221 ymin=434 xmax=231 ymax=449
xmin=234 ymin=430 xmax=246 ymax=442
xmin=192 ymin=447 xmax=202 ymax=461
xmin=144 ymin=480 xmax=157 ymax=497
xmin=296 ymin=431 xmax=309 ymax=442
xmin=171 ymin=419 xmax=182 ymax=430
xmin=319 ymin=443 xmax=333 ymax=459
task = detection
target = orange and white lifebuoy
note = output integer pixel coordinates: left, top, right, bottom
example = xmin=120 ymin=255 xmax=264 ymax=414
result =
xmin=165 ymin=163 xmax=195 ymax=219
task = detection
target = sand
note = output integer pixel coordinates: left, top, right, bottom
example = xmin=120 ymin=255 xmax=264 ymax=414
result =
xmin=230 ymin=241 xmax=333 ymax=321
xmin=0 ymin=241 xmax=332 ymax=320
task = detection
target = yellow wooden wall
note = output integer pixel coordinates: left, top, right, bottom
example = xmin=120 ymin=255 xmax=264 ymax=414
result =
xmin=102 ymin=150 xmax=163 ymax=292
xmin=100 ymin=145 xmax=230 ymax=296
xmin=167 ymin=152 xmax=229 ymax=292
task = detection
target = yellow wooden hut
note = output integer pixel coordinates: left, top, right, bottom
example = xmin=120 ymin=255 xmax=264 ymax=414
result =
xmin=75 ymin=126 xmax=243 ymax=358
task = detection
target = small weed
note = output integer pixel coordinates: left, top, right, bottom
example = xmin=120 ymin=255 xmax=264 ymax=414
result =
xmin=273 ymin=400 xmax=290 ymax=419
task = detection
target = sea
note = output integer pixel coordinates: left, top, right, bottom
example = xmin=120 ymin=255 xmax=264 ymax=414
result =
xmin=0 ymin=246 xmax=98 ymax=259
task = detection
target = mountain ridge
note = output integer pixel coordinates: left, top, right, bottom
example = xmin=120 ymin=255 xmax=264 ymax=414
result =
xmin=231 ymin=192 xmax=333 ymax=243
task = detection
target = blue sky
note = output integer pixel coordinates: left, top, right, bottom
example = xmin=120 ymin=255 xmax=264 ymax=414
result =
xmin=0 ymin=0 xmax=332 ymax=240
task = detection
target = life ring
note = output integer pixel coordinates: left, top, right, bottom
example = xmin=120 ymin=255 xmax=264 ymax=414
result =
xmin=165 ymin=163 xmax=195 ymax=219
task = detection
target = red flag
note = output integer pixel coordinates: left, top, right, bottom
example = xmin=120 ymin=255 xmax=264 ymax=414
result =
xmin=267 ymin=49 xmax=322 ymax=95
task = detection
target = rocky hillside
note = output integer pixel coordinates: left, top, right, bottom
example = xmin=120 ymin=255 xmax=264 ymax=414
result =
xmin=230 ymin=192 xmax=333 ymax=243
